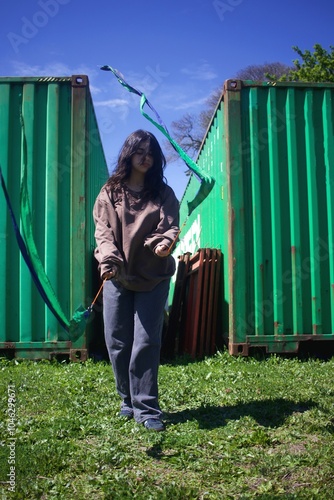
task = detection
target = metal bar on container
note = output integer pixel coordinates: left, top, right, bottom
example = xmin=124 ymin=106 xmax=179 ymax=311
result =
xmin=205 ymin=249 xmax=216 ymax=354
xmin=0 ymin=83 xmax=10 ymax=338
xmin=20 ymin=84 xmax=35 ymax=342
xmin=224 ymin=81 xmax=246 ymax=345
xmin=304 ymin=90 xmax=322 ymax=334
xmin=322 ymin=89 xmax=334 ymax=332
xmin=190 ymin=249 xmax=205 ymax=357
xmin=56 ymin=83 xmax=71 ymax=340
xmin=267 ymin=88 xmax=284 ymax=335
xmin=210 ymin=249 xmax=222 ymax=354
xmin=215 ymin=108 xmax=224 ymax=249
xmin=249 ymin=87 xmax=264 ymax=336
xmin=286 ymin=88 xmax=303 ymax=334
xmin=198 ymin=248 xmax=211 ymax=357
xmin=70 ymin=76 xmax=87 ymax=333
xmin=45 ymin=83 xmax=60 ymax=340
xmin=8 ymin=86 xmax=22 ymax=341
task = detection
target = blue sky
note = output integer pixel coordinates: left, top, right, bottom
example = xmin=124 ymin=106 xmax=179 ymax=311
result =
xmin=1 ymin=0 xmax=333 ymax=199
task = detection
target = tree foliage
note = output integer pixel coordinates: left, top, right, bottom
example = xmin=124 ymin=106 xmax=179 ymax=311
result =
xmin=165 ymin=87 xmax=223 ymax=165
xmin=278 ymin=44 xmax=334 ymax=82
xmin=167 ymin=113 xmax=202 ymax=160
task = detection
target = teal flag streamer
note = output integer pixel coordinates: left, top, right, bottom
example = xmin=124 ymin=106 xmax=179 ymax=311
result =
xmin=101 ymin=65 xmax=215 ymax=215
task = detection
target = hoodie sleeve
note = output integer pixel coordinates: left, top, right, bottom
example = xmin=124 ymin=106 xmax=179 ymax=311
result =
xmin=93 ymin=190 xmax=124 ymax=277
xmin=144 ymin=186 xmax=180 ymax=252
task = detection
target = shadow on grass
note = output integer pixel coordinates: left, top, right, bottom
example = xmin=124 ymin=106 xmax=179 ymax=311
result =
xmin=164 ymin=398 xmax=318 ymax=429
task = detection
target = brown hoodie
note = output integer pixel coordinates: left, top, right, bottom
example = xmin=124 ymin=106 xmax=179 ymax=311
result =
xmin=93 ymin=184 xmax=180 ymax=291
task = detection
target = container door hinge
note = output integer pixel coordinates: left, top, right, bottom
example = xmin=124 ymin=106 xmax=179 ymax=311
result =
xmin=224 ymin=79 xmax=242 ymax=91
xmin=72 ymin=75 xmax=88 ymax=88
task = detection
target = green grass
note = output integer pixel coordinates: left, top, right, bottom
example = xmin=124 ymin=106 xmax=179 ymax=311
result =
xmin=1 ymin=351 xmax=334 ymax=499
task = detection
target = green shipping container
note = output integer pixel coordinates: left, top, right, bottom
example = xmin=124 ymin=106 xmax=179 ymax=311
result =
xmin=172 ymin=79 xmax=334 ymax=355
xmin=0 ymin=75 xmax=108 ymax=360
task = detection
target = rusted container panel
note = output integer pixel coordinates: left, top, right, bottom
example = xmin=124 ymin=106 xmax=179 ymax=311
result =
xmin=0 ymin=75 xmax=108 ymax=360
xmin=171 ymin=79 xmax=334 ymax=355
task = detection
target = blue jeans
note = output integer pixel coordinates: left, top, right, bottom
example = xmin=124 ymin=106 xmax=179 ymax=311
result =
xmin=103 ymin=278 xmax=170 ymax=423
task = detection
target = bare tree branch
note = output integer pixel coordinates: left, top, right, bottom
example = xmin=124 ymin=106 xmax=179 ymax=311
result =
xmin=165 ymin=60 xmax=295 ymax=163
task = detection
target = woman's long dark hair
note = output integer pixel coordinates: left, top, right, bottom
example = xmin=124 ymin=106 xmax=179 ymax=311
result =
xmin=106 ymin=130 xmax=167 ymax=200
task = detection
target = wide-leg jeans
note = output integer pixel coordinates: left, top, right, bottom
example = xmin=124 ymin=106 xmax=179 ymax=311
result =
xmin=103 ymin=278 xmax=170 ymax=423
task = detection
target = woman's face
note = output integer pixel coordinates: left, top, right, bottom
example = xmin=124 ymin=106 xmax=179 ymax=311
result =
xmin=130 ymin=140 xmax=154 ymax=176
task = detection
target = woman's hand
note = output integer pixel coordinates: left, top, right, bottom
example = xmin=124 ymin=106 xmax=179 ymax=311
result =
xmin=155 ymin=245 xmax=170 ymax=257
xmin=102 ymin=269 xmax=116 ymax=280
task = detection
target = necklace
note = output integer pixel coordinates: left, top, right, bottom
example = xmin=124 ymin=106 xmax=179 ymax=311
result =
xmin=125 ymin=182 xmax=144 ymax=193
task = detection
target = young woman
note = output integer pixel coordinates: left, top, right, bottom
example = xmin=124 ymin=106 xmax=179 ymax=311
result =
xmin=93 ymin=130 xmax=179 ymax=431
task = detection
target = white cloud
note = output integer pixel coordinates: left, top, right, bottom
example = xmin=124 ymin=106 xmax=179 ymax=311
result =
xmin=10 ymin=61 xmax=98 ymax=78
xmin=9 ymin=59 xmax=106 ymax=97
xmin=94 ymin=99 xmax=128 ymax=108
xmin=111 ymin=68 xmax=162 ymax=97
xmin=89 ymin=84 xmax=102 ymax=95
xmin=180 ymin=62 xmax=218 ymax=81
xmin=172 ymin=95 xmax=209 ymax=111
xmin=153 ymin=83 xmax=210 ymax=113
xmin=94 ymin=98 xmax=132 ymax=123
xmin=9 ymin=61 xmax=110 ymax=96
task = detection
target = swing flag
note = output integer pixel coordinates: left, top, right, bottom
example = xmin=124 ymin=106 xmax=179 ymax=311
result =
xmin=100 ymin=65 xmax=215 ymax=216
